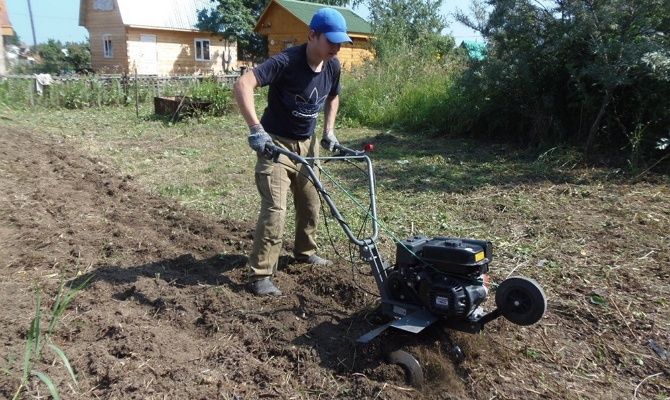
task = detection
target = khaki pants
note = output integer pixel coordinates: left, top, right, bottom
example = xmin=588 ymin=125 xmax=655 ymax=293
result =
xmin=248 ymin=134 xmax=321 ymax=279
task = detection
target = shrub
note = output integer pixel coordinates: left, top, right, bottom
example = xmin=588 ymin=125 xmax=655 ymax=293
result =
xmin=340 ymin=43 xmax=466 ymax=133
xmin=187 ymin=78 xmax=234 ymax=116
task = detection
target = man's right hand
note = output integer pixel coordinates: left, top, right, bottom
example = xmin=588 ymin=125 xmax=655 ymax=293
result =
xmin=248 ymin=124 xmax=273 ymax=152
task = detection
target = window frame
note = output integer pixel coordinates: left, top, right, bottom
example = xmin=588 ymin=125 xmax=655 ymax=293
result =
xmin=102 ymin=34 xmax=113 ymax=58
xmin=93 ymin=0 xmax=114 ymax=11
xmin=194 ymin=38 xmax=211 ymax=61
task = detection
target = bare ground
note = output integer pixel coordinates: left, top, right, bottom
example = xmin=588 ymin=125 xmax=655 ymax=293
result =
xmin=0 ymin=125 xmax=668 ymax=399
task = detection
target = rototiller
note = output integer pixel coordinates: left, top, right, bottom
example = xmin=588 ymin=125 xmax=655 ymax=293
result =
xmin=264 ymin=141 xmax=547 ymax=386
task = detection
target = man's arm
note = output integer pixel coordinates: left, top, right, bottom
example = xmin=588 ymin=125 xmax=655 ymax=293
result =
xmin=323 ymin=94 xmax=339 ymax=133
xmin=234 ymin=71 xmax=272 ymax=152
xmin=321 ymin=95 xmax=340 ymax=151
xmin=233 ymin=71 xmax=261 ymax=127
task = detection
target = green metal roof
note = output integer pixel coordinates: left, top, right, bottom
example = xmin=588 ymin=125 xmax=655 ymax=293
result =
xmin=275 ymin=0 xmax=371 ymax=34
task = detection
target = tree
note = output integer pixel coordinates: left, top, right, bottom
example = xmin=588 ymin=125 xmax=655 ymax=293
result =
xmin=64 ymin=41 xmax=92 ymax=73
xmin=35 ymin=39 xmax=67 ymax=74
xmin=23 ymin=40 xmax=91 ymax=74
xmin=453 ymin=0 xmax=670 ymax=166
xmin=197 ymin=0 xmax=266 ymax=62
xmin=367 ymin=0 xmax=448 ymax=61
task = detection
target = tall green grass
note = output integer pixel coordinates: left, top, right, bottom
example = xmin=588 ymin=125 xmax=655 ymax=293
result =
xmin=12 ymin=278 xmax=90 ymax=400
xmin=186 ymin=78 xmax=235 ymax=116
xmin=340 ymin=47 xmax=466 ymax=134
xmin=0 ymin=77 xmax=127 ymax=109
xmin=0 ymin=76 xmax=234 ymax=115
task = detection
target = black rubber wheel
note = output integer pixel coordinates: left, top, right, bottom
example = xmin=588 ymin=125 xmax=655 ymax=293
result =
xmin=495 ymin=276 xmax=547 ymax=326
xmin=387 ymin=349 xmax=424 ymax=388
xmin=449 ymin=345 xmax=465 ymax=364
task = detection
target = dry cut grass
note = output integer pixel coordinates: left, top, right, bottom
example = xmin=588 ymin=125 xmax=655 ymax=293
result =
xmin=1 ymin=105 xmax=668 ymax=399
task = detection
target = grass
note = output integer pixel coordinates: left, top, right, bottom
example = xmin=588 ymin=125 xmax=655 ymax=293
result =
xmin=1 ymin=104 xmax=669 ymax=397
xmin=1 ymin=106 xmax=665 ymax=243
xmin=1 ymin=104 xmax=666 ymax=266
xmin=11 ymin=278 xmax=90 ymax=400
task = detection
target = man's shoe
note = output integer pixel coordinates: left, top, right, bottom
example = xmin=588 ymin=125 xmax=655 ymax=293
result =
xmin=295 ymin=254 xmax=333 ymax=266
xmin=247 ymin=277 xmax=282 ymax=296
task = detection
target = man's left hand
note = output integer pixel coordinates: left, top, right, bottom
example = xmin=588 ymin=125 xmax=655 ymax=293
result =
xmin=321 ymin=129 xmax=339 ymax=152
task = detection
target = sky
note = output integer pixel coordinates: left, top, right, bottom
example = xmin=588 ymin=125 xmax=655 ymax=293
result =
xmin=5 ymin=0 xmax=481 ymax=47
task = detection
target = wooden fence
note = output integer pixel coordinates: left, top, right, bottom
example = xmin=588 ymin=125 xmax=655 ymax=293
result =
xmin=0 ymin=73 xmax=241 ymax=108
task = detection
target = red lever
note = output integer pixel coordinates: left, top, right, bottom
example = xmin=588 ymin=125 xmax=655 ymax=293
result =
xmin=364 ymin=143 xmax=375 ymax=152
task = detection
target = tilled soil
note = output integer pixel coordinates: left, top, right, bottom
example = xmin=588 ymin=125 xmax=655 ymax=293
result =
xmin=0 ymin=125 xmax=668 ymax=399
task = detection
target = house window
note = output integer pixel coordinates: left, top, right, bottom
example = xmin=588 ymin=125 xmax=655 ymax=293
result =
xmin=102 ymin=34 xmax=113 ymax=58
xmin=93 ymin=0 xmax=113 ymax=11
xmin=194 ymin=39 xmax=210 ymax=61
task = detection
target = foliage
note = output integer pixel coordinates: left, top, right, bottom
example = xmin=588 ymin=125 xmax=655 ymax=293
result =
xmin=187 ymin=78 xmax=235 ymax=115
xmin=197 ymin=0 xmax=268 ymax=62
xmin=454 ymin=0 xmax=670 ymax=168
xmin=11 ymin=40 xmax=91 ymax=75
xmin=339 ymin=0 xmax=463 ymax=132
xmin=0 ymin=76 xmax=237 ymax=112
xmin=35 ymin=39 xmax=68 ymax=74
xmin=5 ymin=32 xmax=21 ymax=46
xmin=367 ymin=0 xmax=448 ymax=61
xmin=12 ymin=279 xmax=89 ymax=400
xmin=64 ymin=42 xmax=92 ymax=73
xmin=340 ymin=45 xmax=465 ymax=132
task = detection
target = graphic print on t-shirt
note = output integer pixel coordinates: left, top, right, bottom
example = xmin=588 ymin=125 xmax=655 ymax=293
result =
xmin=292 ymin=87 xmax=327 ymax=119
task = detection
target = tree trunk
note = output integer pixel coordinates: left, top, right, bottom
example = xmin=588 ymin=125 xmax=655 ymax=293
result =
xmin=585 ymin=88 xmax=614 ymax=161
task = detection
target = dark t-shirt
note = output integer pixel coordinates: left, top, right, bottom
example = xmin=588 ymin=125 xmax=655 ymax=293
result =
xmin=253 ymin=44 xmax=341 ymax=140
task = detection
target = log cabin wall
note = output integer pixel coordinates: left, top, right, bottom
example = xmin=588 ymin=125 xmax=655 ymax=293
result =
xmin=80 ymin=0 xmax=238 ymax=75
xmin=81 ymin=0 xmax=128 ymax=73
xmin=338 ymin=36 xmax=373 ymax=70
xmin=126 ymin=28 xmax=236 ymax=76
xmin=255 ymin=0 xmax=373 ymax=71
xmin=258 ymin=5 xmax=307 ymax=54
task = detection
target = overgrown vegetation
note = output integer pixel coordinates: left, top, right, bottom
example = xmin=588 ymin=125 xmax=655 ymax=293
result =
xmin=11 ymin=40 xmax=91 ymax=75
xmin=0 ymin=76 xmax=234 ymax=116
xmin=4 ymin=0 xmax=668 ymax=172
xmin=340 ymin=0 xmax=669 ymax=172
xmin=339 ymin=0 xmax=466 ymax=133
xmin=187 ymin=78 xmax=236 ymax=115
xmin=452 ymin=0 xmax=670 ymax=169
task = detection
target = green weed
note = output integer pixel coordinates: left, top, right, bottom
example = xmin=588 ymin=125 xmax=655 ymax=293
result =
xmin=12 ymin=277 xmax=90 ymax=400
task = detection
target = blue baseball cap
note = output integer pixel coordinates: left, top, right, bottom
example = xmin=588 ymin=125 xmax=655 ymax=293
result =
xmin=309 ymin=8 xmax=353 ymax=44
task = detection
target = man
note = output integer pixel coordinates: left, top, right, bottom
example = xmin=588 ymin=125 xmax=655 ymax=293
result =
xmin=233 ymin=8 xmax=352 ymax=296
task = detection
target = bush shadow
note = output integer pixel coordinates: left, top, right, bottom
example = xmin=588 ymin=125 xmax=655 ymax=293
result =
xmin=330 ymin=129 xmax=597 ymax=194
xmin=69 ymin=253 xmax=249 ymax=302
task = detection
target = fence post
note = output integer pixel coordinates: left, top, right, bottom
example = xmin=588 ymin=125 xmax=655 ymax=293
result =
xmin=29 ymin=78 xmax=35 ymax=107
xmin=96 ymin=78 xmax=101 ymax=107
xmin=90 ymin=79 xmax=95 ymax=108
xmin=135 ymin=68 xmax=139 ymax=118
xmin=121 ymin=73 xmax=129 ymax=105
xmin=115 ymin=78 xmax=121 ymax=106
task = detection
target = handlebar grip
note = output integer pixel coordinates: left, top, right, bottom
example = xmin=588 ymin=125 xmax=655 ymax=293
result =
xmin=263 ymin=142 xmax=280 ymax=161
xmin=333 ymin=143 xmax=365 ymax=156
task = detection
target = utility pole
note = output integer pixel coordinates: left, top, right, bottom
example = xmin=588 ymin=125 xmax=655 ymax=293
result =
xmin=27 ymin=0 xmax=37 ymax=48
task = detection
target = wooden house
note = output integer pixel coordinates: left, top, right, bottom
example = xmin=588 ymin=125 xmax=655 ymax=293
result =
xmin=79 ymin=0 xmax=237 ymax=75
xmin=0 ymin=0 xmax=15 ymax=74
xmin=255 ymin=0 xmax=373 ymax=70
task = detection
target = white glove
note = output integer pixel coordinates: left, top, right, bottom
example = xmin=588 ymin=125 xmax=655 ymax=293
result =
xmin=320 ymin=129 xmax=339 ymax=152
xmin=248 ymin=124 xmax=273 ymax=152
